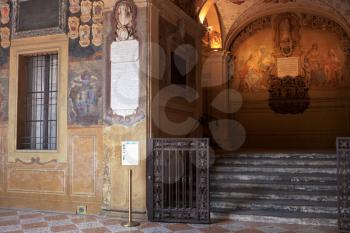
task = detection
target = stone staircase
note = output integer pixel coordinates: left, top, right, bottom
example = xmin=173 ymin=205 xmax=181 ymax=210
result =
xmin=210 ymin=152 xmax=338 ymax=226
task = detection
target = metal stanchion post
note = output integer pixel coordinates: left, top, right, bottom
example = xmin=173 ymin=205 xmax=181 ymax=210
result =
xmin=121 ymin=169 xmax=140 ymax=227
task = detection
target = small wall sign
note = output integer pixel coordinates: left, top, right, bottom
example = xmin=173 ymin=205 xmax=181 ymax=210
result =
xmin=121 ymin=141 xmax=140 ymax=166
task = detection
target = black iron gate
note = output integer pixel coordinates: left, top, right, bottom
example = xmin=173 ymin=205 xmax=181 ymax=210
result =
xmin=337 ymin=137 xmax=350 ymax=232
xmin=147 ymin=138 xmax=210 ymax=223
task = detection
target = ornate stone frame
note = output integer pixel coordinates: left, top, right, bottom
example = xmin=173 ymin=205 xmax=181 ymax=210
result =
xmin=11 ymin=0 xmax=67 ymax=39
xmin=8 ymin=34 xmax=69 ymax=163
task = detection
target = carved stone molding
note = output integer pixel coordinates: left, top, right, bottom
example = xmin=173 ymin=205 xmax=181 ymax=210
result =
xmin=104 ymin=107 xmax=145 ymax=127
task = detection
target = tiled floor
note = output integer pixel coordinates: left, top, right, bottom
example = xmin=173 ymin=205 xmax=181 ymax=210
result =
xmin=0 ymin=208 xmax=338 ymax=233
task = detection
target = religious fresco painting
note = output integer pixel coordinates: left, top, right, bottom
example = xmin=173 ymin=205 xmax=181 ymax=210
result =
xmin=233 ymin=13 xmax=347 ymax=92
xmin=0 ymin=0 xmax=11 ymax=66
xmin=68 ymin=0 xmax=104 ymax=59
xmin=68 ymin=61 xmax=103 ymax=125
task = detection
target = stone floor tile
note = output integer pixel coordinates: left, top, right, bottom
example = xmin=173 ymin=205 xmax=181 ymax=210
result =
xmin=44 ymin=215 xmax=69 ymax=222
xmin=100 ymin=218 xmax=123 ymax=226
xmin=20 ymin=218 xmax=45 ymax=224
xmin=106 ymin=224 xmax=132 ymax=232
xmin=19 ymin=213 xmax=43 ymax=220
xmin=22 ymin=228 xmax=51 ymax=233
xmin=81 ymin=227 xmax=112 ymax=233
xmin=235 ymin=229 xmax=266 ymax=233
xmin=257 ymin=225 xmax=288 ymax=233
xmin=0 ymin=212 xmax=18 ymax=218
xmin=1 ymin=231 xmax=23 ymax=233
xmin=77 ymin=221 xmax=104 ymax=229
xmin=173 ymin=230 xmax=203 ymax=233
xmin=166 ymin=223 xmax=194 ymax=231
xmin=0 ymin=225 xmax=22 ymax=233
xmin=141 ymin=226 xmax=172 ymax=233
xmin=47 ymin=219 xmax=73 ymax=227
xmin=71 ymin=216 xmax=97 ymax=224
xmin=50 ymin=224 xmax=78 ymax=232
xmin=117 ymin=231 xmax=143 ymax=233
xmin=21 ymin=221 xmax=49 ymax=230
xmin=220 ymin=222 xmax=250 ymax=231
xmin=0 ymin=219 xmax=19 ymax=226
xmin=198 ymin=225 xmax=231 ymax=233
xmin=139 ymin=222 xmax=161 ymax=229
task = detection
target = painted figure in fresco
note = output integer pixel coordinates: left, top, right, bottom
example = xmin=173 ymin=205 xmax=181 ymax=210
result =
xmin=69 ymin=71 xmax=101 ymax=124
xmin=69 ymin=0 xmax=80 ymax=14
xmin=324 ymin=49 xmax=342 ymax=86
xmin=0 ymin=27 xmax=10 ymax=48
xmin=79 ymin=25 xmax=91 ymax=47
xmin=304 ymin=43 xmax=326 ymax=86
xmin=114 ymin=0 xmax=137 ymax=41
xmin=68 ymin=16 xmax=80 ymax=40
xmin=92 ymin=1 xmax=104 ymax=23
xmin=238 ymin=47 xmax=274 ymax=91
xmin=80 ymin=0 xmax=92 ymax=23
xmin=92 ymin=23 xmax=103 ymax=47
xmin=0 ymin=3 xmax=10 ymax=25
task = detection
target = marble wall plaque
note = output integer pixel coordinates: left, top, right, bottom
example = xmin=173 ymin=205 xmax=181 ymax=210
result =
xmin=110 ymin=40 xmax=139 ymax=63
xmin=110 ymin=40 xmax=140 ymax=117
xmin=277 ymin=57 xmax=299 ymax=77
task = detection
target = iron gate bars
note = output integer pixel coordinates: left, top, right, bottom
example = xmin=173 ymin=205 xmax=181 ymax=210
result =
xmin=337 ymin=137 xmax=350 ymax=232
xmin=147 ymin=138 xmax=210 ymax=224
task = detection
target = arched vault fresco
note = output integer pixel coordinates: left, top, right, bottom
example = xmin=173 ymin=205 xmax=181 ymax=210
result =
xmin=196 ymin=0 xmax=350 ymax=49
xmin=231 ymin=12 xmax=350 ymax=93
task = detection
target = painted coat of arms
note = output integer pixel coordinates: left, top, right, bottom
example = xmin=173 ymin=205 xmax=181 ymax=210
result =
xmin=69 ymin=71 xmax=102 ymax=125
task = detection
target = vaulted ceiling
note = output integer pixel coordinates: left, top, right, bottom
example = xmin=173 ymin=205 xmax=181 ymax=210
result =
xmin=198 ymin=0 xmax=350 ymax=49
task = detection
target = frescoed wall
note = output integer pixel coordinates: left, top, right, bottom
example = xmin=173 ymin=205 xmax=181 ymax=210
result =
xmin=230 ymin=12 xmax=350 ymax=149
xmin=232 ymin=13 xmax=348 ymax=92
xmin=68 ymin=61 xmax=103 ymax=125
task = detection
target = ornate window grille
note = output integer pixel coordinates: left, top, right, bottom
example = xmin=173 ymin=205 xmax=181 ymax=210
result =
xmin=17 ymin=54 xmax=58 ymax=150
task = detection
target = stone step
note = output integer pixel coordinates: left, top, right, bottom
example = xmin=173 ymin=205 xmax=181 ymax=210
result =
xmin=214 ymin=158 xmax=337 ymax=167
xmin=220 ymin=153 xmax=336 ymax=160
xmin=210 ymin=189 xmax=337 ymax=202
xmin=210 ymin=209 xmax=337 ymax=225
xmin=211 ymin=172 xmax=337 ymax=183
xmin=210 ymin=153 xmax=338 ymax=225
xmin=211 ymin=166 xmax=337 ymax=174
xmin=210 ymin=198 xmax=337 ymax=214
xmin=210 ymin=181 xmax=337 ymax=192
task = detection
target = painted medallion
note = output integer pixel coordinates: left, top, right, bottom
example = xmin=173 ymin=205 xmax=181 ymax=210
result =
xmin=69 ymin=0 xmax=80 ymax=14
xmin=92 ymin=1 xmax=104 ymax=23
xmin=0 ymin=3 xmax=10 ymax=25
xmin=92 ymin=23 xmax=103 ymax=47
xmin=0 ymin=27 xmax=10 ymax=48
xmin=80 ymin=0 xmax=92 ymax=23
xmin=79 ymin=24 xmax=91 ymax=47
xmin=68 ymin=16 xmax=80 ymax=39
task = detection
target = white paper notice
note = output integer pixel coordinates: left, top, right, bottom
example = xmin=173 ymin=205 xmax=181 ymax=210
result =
xmin=122 ymin=141 xmax=140 ymax=166
xmin=110 ymin=40 xmax=140 ymax=116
